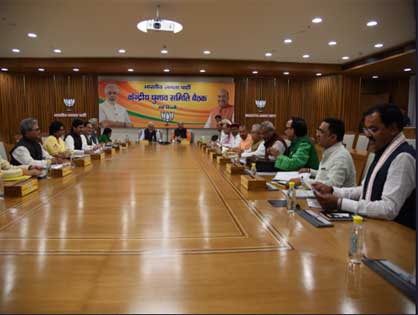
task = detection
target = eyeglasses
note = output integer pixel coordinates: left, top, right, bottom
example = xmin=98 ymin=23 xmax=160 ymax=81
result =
xmin=363 ymin=127 xmax=377 ymax=134
xmin=31 ymin=128 xmax=40 ymax=131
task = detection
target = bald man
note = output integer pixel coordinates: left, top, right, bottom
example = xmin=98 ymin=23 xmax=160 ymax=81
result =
xmin=204 ymin=88 xmax=234 ymax=128
xmin=99 ymin=83 xmax=133 ymax=128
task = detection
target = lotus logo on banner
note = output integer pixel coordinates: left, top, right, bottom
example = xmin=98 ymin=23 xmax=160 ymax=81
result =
xmin=64 ymin=98 xmax=75 ymax=112
xmin=161 ymin=111 xmax=174 ymax=122
xmin=255 ymin=100 xmax=266 ymax=112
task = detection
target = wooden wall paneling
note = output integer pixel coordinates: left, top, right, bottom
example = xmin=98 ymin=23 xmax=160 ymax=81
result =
xmin=340 ymin=75 xmax=362 ymax=132
xmin=274 ymin=78 xmax=289 ymax=134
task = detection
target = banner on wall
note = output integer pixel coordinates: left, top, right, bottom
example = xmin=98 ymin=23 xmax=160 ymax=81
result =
xmin=98 ymin=76 xmax=235 ymax=128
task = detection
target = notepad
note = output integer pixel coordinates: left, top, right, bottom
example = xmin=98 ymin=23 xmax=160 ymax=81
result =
xmin=272 ymin=171 xmax=300 ymax=182
xmin=282 ymin=189 xmax=315 ymax=198
xmin=307 ymin=198 xmax=321 ymax=208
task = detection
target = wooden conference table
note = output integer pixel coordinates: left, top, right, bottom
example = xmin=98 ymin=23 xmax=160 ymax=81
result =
xmin=0 ymin=144 xmax=415 ymax=313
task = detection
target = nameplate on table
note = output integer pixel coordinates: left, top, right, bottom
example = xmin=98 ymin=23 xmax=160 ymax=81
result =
xmin=226 ymin=163 xmax=246 ymax=174
xmin=74 ymin=156 xmax=92 ymax=167
xmin=209 ymin=152 xmax=221 ymax=160
xmin=4 ymin=178 xmax=38 ymax=197
xmin=90 ymin=152 xmax=105 ymax=160
xmin=49 ymin=164 xmax=72 ymax=177
xmin=216 ymin=155 xmax=230 ymax=165
xmin=104 ymin=148 xmax=116 ymax=155
xmin=240 ymin=174 xmax=266 ymax=190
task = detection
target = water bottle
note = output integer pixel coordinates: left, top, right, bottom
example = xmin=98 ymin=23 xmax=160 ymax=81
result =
xmin=349 ymin=215 xmax=364 ymax=264
xmin=287 ymin=181 xmax=297 ymax=213
xmin=202 ymin=136 xmax=206 ymax=144
xmin=250 ymin=162 xmax=257 ymax=176
xmin=125 ymin=134 xmax=129 ymax=143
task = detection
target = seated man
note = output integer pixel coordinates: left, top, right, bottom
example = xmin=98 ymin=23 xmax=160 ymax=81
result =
xmin=313 ymin=104 xmax=416 ymax=229
xmin=83 ymin=121 xmax=99 ymax=147
xmin=173 ymin=122 xmax=188 ymax=143
xmin=234 ymin=125 xmax=252 ymax=152
xmin=241 ymin=124 xmax=265 ymax=160
xmin=259 ymin=121 xmax=287 ymax=161
xmin=291 ymin=118 xmax=356 ymax=188
xmin=44 ymin=121 xmax=69 ymax=158
xmin=222 ymin=123 xmax=241 ymax=150
xmin=211 ymin=119 xmax=224 ymax=142
xmin=139 ymin=122 xmax=161 ymax=142
xmin=275 ymin=117 xmax=319 ymax=171
xmin=10 ymin=118 xmax=61 ymax=167
xmin=98 ymin=128 xmax=112 ymax=143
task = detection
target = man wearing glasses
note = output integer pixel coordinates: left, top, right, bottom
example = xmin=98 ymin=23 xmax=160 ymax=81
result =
xmin=313 ymin=104 xmax=416 ymax=229
xmin=99 ymin=83 xmax=133 ymax=128
xmin=10 ymin=118 xmax=62 ymax=168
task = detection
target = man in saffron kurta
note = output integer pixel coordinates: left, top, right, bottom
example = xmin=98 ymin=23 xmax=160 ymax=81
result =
xmin=204 ymin=88 xmax=234 ymax=128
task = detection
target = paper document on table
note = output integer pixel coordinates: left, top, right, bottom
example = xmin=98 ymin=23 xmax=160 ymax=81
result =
xmin=272 ymin=171 xmax=300 ymax=182
xmin=307 ymin=198 xmax=321 ymax=208
xmin=282 ymin=189 xmax=315 ymax=198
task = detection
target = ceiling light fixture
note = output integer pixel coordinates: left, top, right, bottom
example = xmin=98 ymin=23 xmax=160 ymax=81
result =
xmin=374 ymin=43 xmax=384 ymax=48
xmin=137 ymin=5 xmax=183 ymax=33
xmin=372 ymin=75 xmax=379 ymax=79
xmin=73 ymin=68 xmax=79 ymax=72
xmin=404 ymin=68 xmax=412 ymax=72
xmin=53 ymin=49 xmax=62 ymax=54
xmin=342 ymin=56 xmax=350 ymax=60
xmin=12 ymin=48 xmax=20 ymax=53
xmin=38 ymin=68 xmax=45 ymax=72
xmin=367 ymin=20 xmax=378 ymax=27
xmin=128 ymin=68 xmax=134 ymax=72
xmin=203 ymin=50 xmax=211 ymax=55
xmin=312 ymin=17 xmax=323 ymax=23
xmin=163 ymin=69 xmax=170 ymax=72
xmin=1 ymin=68 xmax=8 ymax=72
xmin=118 ymin=49 xmax=126 ymax=54
xmin=283 ymin=71 xmax=289 ymax=75
xmin=252 ymin=70 xmax=258 ymax=74
xmin=27 ymin=32 xmax=37 ymax=38
xmin=161 ymin=46 xmax=168 ymax=54
xmin=284 ymin=38 xmax=292 ymax=44
xmin=328 ymin=41 xmax=337 ymax=46
xmin=199 ymin=69 xmax=206 ymax=73
xmin=303 ymin=54 xmax=310 ymax=59
xmin=265 ymin=52 xmax=272 ymax=57
xmin=316 ymin=73 xmax=322 ymax=76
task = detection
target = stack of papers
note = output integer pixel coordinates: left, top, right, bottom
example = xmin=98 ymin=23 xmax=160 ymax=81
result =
xmin=272 ymin=171 xmax=300 ymax=182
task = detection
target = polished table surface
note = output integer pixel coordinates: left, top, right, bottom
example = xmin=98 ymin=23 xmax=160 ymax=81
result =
xmin=0 ymin=144 xmax=415 ymax=313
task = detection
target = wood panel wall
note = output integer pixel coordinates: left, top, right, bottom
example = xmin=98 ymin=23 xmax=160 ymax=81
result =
xmin=0 ymin=73 xmax=98 ymax=143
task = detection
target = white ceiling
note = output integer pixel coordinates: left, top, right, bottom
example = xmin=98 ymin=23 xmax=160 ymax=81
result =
xmin=0 ymin=0 xmax=415 ymax=64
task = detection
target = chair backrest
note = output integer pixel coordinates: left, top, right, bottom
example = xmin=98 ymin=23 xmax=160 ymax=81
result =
xmin=361 ymin=152 xmax=375 ymax=183
xmin=350 ymin=150 xmax=370 ymax=185
xmin=343 ymin=133 xmax=355 ymax=150
xmin=0 ymin=142 xmax=7 ymax=161
xmin=355 ymin=134 xmax=369 ymax=151
xmin=403 ymin=127 xmax=416 ymax=139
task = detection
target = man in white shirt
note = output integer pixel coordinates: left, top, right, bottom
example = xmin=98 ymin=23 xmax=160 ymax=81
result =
xmin=259 ymin=121 xmax=287 ymax=160
xmin=138 ymin=122 xmax=162 ymax=142
xmin=10 ymin=118 xmax=61 ymax=168
xmin=241 ymin=124 xmax=265 ymax=161
xmin=64 ymin=119 xmax=92 ymax=153
xmin=291 ymin=118 xmax=356 ymax=187
xmin=99 ymin=83 xmax=133 ymax=128
xmin=313 ymin=104 xmax=416 ymax=229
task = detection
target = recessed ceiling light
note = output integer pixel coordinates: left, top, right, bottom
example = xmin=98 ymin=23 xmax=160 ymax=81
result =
xmin=11 ymin=48 xmax=20 ymax=53
xmin=302 ymin=54 xmax=310 ymax=59
xmin=312 ymin=17 xmax=323 ymax=23
xmin=367 ymin=20 xmax=378 ymax=27
xmin=374 ymin=43 xmax=384 ymax=48
xmin=284 ymin=38 xmax=292 ymax=44
xmin=27 ymin=32 xmax=37 ymax=38
xmin=161 ymin=49 xmax=168 ymax=54
xmin=117 ymin=49 xmax=126 ymax=54
xmin=372 ymin=75 xmax=379 ymax=79
xmin=1 ymin=68 xmax=8 ymax=72
xmin=252 ymin=70 xmax=258 ymax=74
xmin=328 ymin=41 xmax=337 ymax=46
xmin=404 ymin=67 xmax=412 ymax=72
xmin=128 ymin=68 xmax=134 ymax=72
xmin=203 ymin=50 xmax=211 ymax=55
xmin=265 ymin=52 xmax=272 ymax=57
xmin=53 ymin=48 xmax=62 ymax=54
xmin=283 ymin=71 xmax=289 ymax=75
xmin=316 ymin=73 xmax=322 ymax=76
xmin=163 ymin=69 xmax=170 ymax=72
xmin=38 ymin=68 xmax=45 ymax=72
xmin=199 ymin=69 xmax=206 ymax=73
xmin=342 ymin=56 xmax=350 ymax=60
xmin=73 ymin=68 xmax=79 ymax=72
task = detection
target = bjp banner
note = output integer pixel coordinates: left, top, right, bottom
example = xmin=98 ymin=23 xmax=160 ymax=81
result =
xmin=98 ymin=77 xmax=235 ymax=128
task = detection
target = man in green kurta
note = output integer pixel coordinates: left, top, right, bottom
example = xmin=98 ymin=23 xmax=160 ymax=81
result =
xmin=275 ymin=117 xmax=319 ymax=171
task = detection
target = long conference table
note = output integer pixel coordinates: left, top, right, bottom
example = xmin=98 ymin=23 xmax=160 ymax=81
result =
xmin=0 ymin=144 xmax=415 ymax=313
